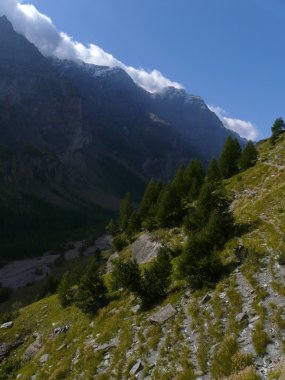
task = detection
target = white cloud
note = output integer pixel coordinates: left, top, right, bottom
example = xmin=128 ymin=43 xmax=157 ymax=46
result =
xmin=209 ymin=105 xmax=259 ymax=141
xmin=0 ymin=0 xmax=183 ymax=93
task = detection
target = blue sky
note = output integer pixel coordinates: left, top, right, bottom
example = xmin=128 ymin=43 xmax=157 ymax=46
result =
xmin=7 ymin=0 xmax=285 ymax=139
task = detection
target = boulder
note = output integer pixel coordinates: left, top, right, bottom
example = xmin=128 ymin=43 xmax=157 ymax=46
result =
xmin=0 ymin=321 xmax=13 ymax=329
xmin=200 ymin=294 xmax=211 ymax=305
xmin=131 ymin=304 xmax=140 ymax=314
xmin=130 ymin=359 xmax=143 ymax=375
xmin=39 ymin=354 xmax=49 ymax=364
xmin=23 ymin=339 xmax=42 ymax=361
xmin=149 ymin=304 xmax=176 ymax=324
xmin=236 ymin=312 xmax=248 ymax=323
xmin=106 ymin=252 xmax=119 ymax=273
xmin=131 ymin=233 xmax=162 ymax=264
xmin=0 ymin=343 xmax=10 ymax=362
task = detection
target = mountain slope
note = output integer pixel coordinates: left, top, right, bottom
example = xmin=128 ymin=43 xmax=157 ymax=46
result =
xmin=1 ymin=135 xmax=285 ymax=379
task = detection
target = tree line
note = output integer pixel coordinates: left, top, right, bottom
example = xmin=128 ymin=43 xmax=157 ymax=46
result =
xmin=58 ymin=134 xmax=262 ymax=313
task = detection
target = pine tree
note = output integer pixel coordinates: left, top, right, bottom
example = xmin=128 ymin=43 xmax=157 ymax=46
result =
xmin=58 ymin=272 xmax=74 ymax=308
xmin=118 ymin=192 xmax=134 ymax=231
xmin=140 ymin=248 xmax=172 ymax=307
xmin=219 ymin=136 xmax=242 ymax=178
xmin=183 ymin=159 xmax=205 ymax=201
xmin=76 ymin=258 xmax=107 ymax=314
xmin=270 ymin=117 xmax=285 ymax=145
xmin=179 ymin=229 xmax=223 ymax=289
xmin=139 ymin=181 xmax=162 ymax=229
xmin=206 ymin=158 xmax=222 ymax=183
xmin=126 ymin=211 xmax=140 ymax=236
xmin=111 ymin=258 xmax=141 ymax=293
xmin=156 ymin=183 xmax=181 ymax=227
xmin=239 ymin=141 xmax=258 ymax=171
xmin=105 ymin=219 xmax=117 ymax=235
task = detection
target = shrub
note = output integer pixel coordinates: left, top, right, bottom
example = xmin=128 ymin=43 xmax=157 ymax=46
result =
xmin=252 ymin=321 xmax=271 ymax=355
xmin=140 ymin=247 xmax=172 ymax=307
xmin=112 ymin=233 xmax=129 ymax=251
xmin=76 ymin=258 xmax=107 ymax=314
xmin=210 ymin=335 xmax=238 ymax=379
xmin=232 ymin=351 xmax=253 ymax=373
xmin=111 ymin=258 xmax=141 ymax=293
xmin=227 ymin=366 xmax=261 ymax=380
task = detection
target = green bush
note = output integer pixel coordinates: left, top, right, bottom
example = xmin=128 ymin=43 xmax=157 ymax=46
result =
xmin=112 ymin=233 xmax=129 ymax=251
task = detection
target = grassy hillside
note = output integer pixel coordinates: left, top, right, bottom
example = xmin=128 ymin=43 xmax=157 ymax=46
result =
xmin=1 ymin=135 xmax=285 ymax=380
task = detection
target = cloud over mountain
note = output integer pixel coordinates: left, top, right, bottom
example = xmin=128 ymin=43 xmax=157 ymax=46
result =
xmin=0 ymin=0 xmax=183 ymax=93
xmin=209 ymin=106 xmax=259 ymax=141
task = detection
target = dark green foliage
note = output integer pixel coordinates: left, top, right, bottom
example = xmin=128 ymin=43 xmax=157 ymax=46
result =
xmin=186 ymin=180 xmax=232 ymax=232
xmin=139 ymin=181 xmax=162 ymax=221
xmin=39 ymin=276 xmax=59 ymax=299
xmin=140 ymin=248 xmax=172 ymax=307
xmin=183 ymin=159 xmax=205 ymax=201
xmin=181 ymin=179 xmax=233 ymax=289
xmin=219 ymin=136 xmax=242 ymax=178
xmin=112 ymin=233 xmax=129 ymax=251
xmin=0 ymin=358 xmax=21 ymax=380
xmin=0 ymin=194 xmax=113 ymax=262
xmin=239 ymin=141 xmax=258 ymax=171
xmin=111 ymin=258 xmax=141 ymax=293
xmin=0 ymin=283 xmax=12 ymax=303
xmin=76 ymin=258 xmax=107 ymax=314
xmin=179 ymin=230 xmax=223 ymax=289
xmin=105 ymin=219 xmax=117 ymax=235
xmin=118 ymin=193 xmax=135 ymax=231
xmin=126 ymin=211 xmax=141 ymax=236
xmin=206 ymin=158 xmax=222 ymax=183
xmin=270 ymin=117 xmax=285 ymax=144
xmin=156 ymin=183 xmax=181 ymax=227
xmin=111 ymin=248 xmax=172 ymax=308
xmin=58 ymin=272 xmax=74 ymax=308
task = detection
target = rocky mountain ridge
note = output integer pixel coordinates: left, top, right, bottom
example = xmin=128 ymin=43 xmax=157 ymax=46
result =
xmin=0 ymin=15 xmax=245 ymax=203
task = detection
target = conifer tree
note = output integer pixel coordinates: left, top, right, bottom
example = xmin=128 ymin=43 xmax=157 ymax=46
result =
xmin=219 ymin=136 xmax=242 ymax=178
xmin=156 ymin=183 xmax=181 ymax=227
xmin=139 ymin=181 xmax=162 ymax=229
xmin=206 ymin=158 xmax=222 ymax=183
xmin=126 ymin=211 xmax=140 ymax=236
xmin=58 ymin=272 xmax=74 ymax=308
xmin=270 ymin=117 xmax=285 ymax=145
xmin=111 ymin=258 xmax=141 ymax=293
xmin=239 ymin=141 xmax=258 ymax=171
xmin=76 ymin=258 xmax=107 ymax=314
xmin=140 ymin=248 xmax=172 ymax=307
xmin=179 ymin=230 xmax=223 ymax=289
xmin=105 ymin=218 xmax=117 ymax=235
xmin=183 ymin=159 xmax=205 ymax=200
xmin=118 ymin=192 xmax=134 ymax=231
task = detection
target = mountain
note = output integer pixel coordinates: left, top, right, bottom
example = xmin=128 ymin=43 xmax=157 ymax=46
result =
xmin=0 ymin=15 xmax=246 ymax=260
xmin=1 ymin=134 xmax=285 ymax=379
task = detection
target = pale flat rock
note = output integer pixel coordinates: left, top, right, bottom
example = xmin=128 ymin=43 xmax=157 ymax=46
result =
xmin=23 ymin=340 xmax=42 ymax=361
xmin=130 ymin=359 xmax=143 ymax=375
xmin=131 ymin=233 xmax=162 ymax=264
xmin=0 ymin=321 xmax=13 ymax=329
xmin=106 ymin=252 xmax=119 ymax=273
xmin=149 ymin=304 xmax=176 ymax=324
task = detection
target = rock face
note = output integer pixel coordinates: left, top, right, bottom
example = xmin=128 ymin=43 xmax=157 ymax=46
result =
xmin=149 ymin=304 xmax=177 ymax=324
xmin=131 ymin=233 xmax=162 ymax=264
xmin=0 ymin=15 xmax=245 ymax=207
